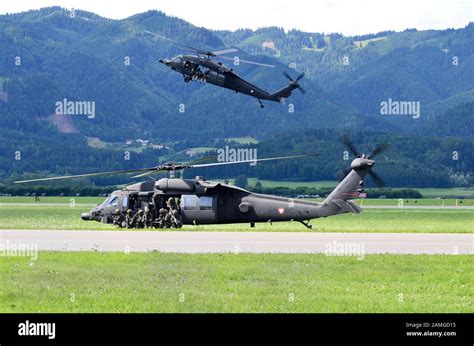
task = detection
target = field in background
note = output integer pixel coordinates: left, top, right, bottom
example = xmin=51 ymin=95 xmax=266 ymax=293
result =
xmin=414 ymin=187 xmax=474 ymax=198
xmin=230 ymin=179 xmax=474 ymax=198
xmin=0 ymin=204 xmax=472 ymax=233
xmin=225 ymin=136 xmax=259 ymax=144
xmin=0 ymin=252 xmax=470 ymax=313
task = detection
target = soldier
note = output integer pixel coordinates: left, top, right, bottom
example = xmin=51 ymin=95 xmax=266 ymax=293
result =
xmin=134 ymin=209 xmax=145 ymax=228
xmin=143 ymin=207 xmax=153 ymax=228
xmin=170 ymin=209 xmax=182 ymax=228
xmin=152 ymin=192 xmax=166 ymax=219
xmin=166 ymin=197 xmax=183 ymax=228
xmin=112 ymin=209 xmax=125 ymax=228
xmin=158 ymin=208 xmax=168 ymax=228
xmin=167 ymin=197 xmax=177 ymax=212
xmin=125 ymin=209 xmax=134 ymax=228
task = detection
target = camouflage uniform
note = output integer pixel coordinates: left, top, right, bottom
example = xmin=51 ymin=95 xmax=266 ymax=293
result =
xmin=143 ymin=207 xmax=153 ymax=228
xmin=134 ymin=209 xmax=145 ymax=228
xmin=166 ymin=197 xmax=182 ymax=228
xmin=152 ymin=193 xmax=165 ymax=219
xmin=125 ymin=209 xmax=135 ymax=228
xmin=158 ymin=208 xmax=169 ymax=228
xmin=170 ymin=209 xmax=182 ymax=228
xmin=112 ymin=209 xmax=125 ymax=228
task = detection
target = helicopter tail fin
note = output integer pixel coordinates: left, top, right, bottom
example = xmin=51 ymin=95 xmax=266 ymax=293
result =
xmin=316 ymin=159 xmax=374 ymax=217
xmin=269 ymin=72 xmax=305 ymax=102
xmin=324 ymin=167 xmax=368 ymax=204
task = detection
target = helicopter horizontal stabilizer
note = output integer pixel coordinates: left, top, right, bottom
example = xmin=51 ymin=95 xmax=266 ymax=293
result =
xmin=332 ymin=199 xmax=362 ymax=213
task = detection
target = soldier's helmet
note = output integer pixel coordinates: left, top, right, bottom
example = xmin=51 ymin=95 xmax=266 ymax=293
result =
xmin=138 ymin=209 xmax=144 ymax=215
xmin=144 ymin=207 xmax=150 ymax=213
xmin=127 ymin=209 xmax=132 ymax=215
xmin=114 ymin=209 xmax=120 ymax=215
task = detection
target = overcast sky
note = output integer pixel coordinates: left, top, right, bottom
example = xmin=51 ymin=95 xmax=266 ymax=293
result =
xmin=0 ymin=0 xmax=472 ymax=35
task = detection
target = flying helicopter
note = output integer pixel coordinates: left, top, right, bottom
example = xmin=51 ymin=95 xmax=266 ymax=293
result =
xmin=14 ymin=136 xmax=389 ymax=229
xmin=145 ymin=31 xmax=305 ymax=108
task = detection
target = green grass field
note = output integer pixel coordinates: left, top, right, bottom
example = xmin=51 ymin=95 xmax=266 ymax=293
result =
xmin=0 ymin=197 xmax=471 ymax=314
xmin=0 ymin=204 xmax=472 ymax=233
xmin=415 ymin=187 xmax=474 ymax=198
xmin=0 ymin=196 xmax=103 ymax=204
xmin=352 ymin=198 xmax=472 ymax=206
xmin=225 ymin=136 xmax=259 ymax=144
xmin=0 ymin=252 xmax=470 ymax=313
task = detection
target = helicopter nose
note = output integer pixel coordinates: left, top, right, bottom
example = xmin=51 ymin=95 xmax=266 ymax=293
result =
xmin=81 ymin=212 xmax=93 ymax=221
xmin=159 ymin=59 xmax=170 ymax=66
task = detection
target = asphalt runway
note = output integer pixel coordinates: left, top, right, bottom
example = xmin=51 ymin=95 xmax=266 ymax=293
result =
xmin=1 ymin=230 xmax=472 ymax=255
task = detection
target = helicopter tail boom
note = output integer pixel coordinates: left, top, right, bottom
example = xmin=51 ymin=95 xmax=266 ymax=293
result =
xmin=316 ymin=136 xmax=389 ymax=218
xmin=315 ymin=167 xmax=367 ymax=218
xmin=269 ymin=84 xmax=297 ymax=102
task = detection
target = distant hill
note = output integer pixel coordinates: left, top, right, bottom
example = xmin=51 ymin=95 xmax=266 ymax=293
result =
xmin=217 ymin=24 xmax=474 ymax=137
xmin=0 ymin=7 xmax=472 ymax=186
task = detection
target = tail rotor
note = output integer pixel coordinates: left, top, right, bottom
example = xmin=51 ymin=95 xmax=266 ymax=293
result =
xmin=336 ymin=134 xmax=389 ymax=187
xmin=283 ymin=71 xmax=306 ymax=94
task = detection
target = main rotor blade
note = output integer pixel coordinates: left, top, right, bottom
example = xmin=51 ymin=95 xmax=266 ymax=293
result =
xmin=144 ymin=31 xmax=206 ymax=55
xmin=131 ymin=170 xmax=165 ymax=179
xmin=296 ymin=72 xmax=305 ymax=81
xmin=218 ymin=55 xmax=274 ymax=68
xmin=368 ymin=143 xmax=390 ymax=159
xmin=191 ymin=153 xmax=319 ymax=169
xmin=212 ymin=48 xmax=239 ymax=56
xmin=369 ymin=170 xmax=385 ymax=187
xmin=14 ymin=167 xmax=158 ymax=184
xmin=297 ymin=86 xmax=306 ymax=94
xmin=340 ymin=134 xmax=361 ymax=158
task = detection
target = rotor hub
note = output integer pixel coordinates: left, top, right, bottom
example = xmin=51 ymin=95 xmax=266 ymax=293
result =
xmin=351 ymin=157 xmax=375 ymax=170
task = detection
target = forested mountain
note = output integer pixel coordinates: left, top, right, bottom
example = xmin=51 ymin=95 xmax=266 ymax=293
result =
xmin=217 ymin=25 xmax=474 ymax=137
xmin=0 ymin=7 xmax=472 ymax=187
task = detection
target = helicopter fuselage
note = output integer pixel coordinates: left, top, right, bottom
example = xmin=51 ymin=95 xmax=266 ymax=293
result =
xmin=81 ymin=168 xmax=367 ymax=230
xmin=159 ymin=55 xmax=298 ymax=107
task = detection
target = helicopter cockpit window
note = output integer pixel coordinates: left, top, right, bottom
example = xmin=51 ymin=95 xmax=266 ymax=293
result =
xmin=100 ymin=194 xmax=113 ymax=206
xmin=183 ymin=195 xmax=197 ymax=210
xmin=106 ymin=195 xmax=118 ymax=208
xmin=200 ymin=196 xmax=213 ymax=210
xmin=174 ymin=57 xmax=182 ymax=64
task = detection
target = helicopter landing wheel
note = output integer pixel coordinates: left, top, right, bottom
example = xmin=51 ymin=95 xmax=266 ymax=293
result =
xmin=258 ymin=99 xmax=264 ymax=108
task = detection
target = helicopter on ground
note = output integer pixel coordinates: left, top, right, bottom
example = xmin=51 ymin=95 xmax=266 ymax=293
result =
xmin=14 ymin=136 xmax=388 ymax=229
xmin=146 ymin=31 xmax=305 ymax=108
